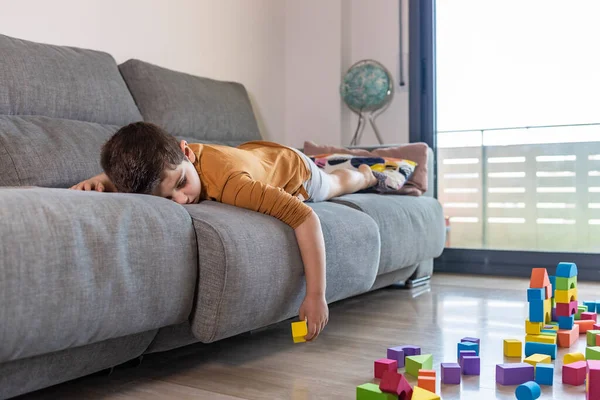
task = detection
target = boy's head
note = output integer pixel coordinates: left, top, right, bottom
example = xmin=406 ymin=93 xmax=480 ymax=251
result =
xmin=101 ymin=122 xmax=202 ymax=204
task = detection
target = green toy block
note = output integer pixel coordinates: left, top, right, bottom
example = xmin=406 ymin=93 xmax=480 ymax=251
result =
xmin=405 ymin=354 xmax=433 ymax=378
xmin=587 ymin=347 xmax=600 ymax=361
xmin=540 ymin=331 xmax=557 ymax=336
xmin=555 ymin=276 xmax=577 ymax=290
xmin=587 ymin=330 xmax=600 ymax=346
xmin=356 ymin=383 xmax=397 ymax=400
xmin=576 ymin=305 xmax=588 ymax=320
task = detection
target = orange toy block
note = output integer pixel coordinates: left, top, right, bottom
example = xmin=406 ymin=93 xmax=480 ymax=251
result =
xmin=575 ymin=320 xmax=596 ymax=333
xmin=558 ymin=324 xmax=580 ymax=348
xmin=419 ymin=369 xmax=436 ymax=378
xmin=417 ymin=376 xmax=436 ymax=394
xmin=530 ymin=268 xmax=550 ymax=288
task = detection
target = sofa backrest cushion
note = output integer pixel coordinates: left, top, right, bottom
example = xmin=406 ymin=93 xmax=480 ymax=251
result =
xmin=119 ymin=59 xmax=261 ymax=145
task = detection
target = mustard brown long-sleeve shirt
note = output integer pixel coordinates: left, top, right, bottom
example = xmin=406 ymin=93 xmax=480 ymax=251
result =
xmin=188 ymin=141 xmax=313 ymax=229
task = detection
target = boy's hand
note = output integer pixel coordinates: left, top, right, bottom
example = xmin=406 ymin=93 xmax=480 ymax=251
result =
xmin=298 ymin=293 xmax=329 ymax=341
xmin=70 ymin=173 xmax=115 ymax=192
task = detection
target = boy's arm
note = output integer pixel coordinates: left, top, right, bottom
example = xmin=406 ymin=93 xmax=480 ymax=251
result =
xmin=70 ymin=172 xmax=116 ymax=192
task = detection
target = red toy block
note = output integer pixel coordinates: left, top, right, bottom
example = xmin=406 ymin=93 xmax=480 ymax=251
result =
xmin=557 ymin=301 xmax=578 ymax=318
xmin=558 ymin=324 xmax=580 ymax=348
xmin=530 ymin=268 xmax=551 ymax=288
xmin=563 ymin=360 xmax=587 ymax=386
xmin=576 ymin=320 xmax=596 ymax=333
xmin=594 ymin=323 xmax=600 ymax=330
xmin=582 ymin=312 xmax=598 ymax=322
xmin=419 ymin=369 xmax=436 ymax=378
xmin=375 ymin=358 xmax=397 ymax=379
xmin=418 ymin=376 xmax=436 ymax=394
xmin=379 ymin=370 xmax=413 ymax=398
xmin=588 ymin=360 xmax=600 ymax=400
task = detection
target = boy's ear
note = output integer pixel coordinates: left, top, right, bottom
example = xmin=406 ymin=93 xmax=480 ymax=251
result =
xmin=179 ymin=140 xmax=196 ymax=163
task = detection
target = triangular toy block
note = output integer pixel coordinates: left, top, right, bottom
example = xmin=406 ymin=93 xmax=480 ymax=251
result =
xmin=379 ymin=371 xmax=412 ymax=398
xmin=405 ymin=354 xmax=433 ymax=378
xmin=530 ymin=268 xmax=550 ymax=288
xmin=357 ymin=383 xmax=398 ymax=400
xmin=556 ymin=262 xmax=577 ymax=278
xmin=411 ymin=386 xmax=440 ymax=400
xmin=586 ymin=346 xmax=600 ymax=361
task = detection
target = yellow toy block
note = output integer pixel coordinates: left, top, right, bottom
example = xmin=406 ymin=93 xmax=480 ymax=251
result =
xmin=563 ymin=352 xmax=585 ymax=365
xmin=544 ymin=298 xmax=552 ymax=323
xmin=291 ymin=320 xmax=307 ymax=343
xmin=526 ymin=320 xmax=542 ymax=335
xmin=525 ymin=334 xmax=557 ymax=345
xmin=524 ymin=353 xmax=551 ymax=368
xmin=503 ymin=339 xmax=522 ymax=357
xmin=412 ymin=386 xmax=441 ymax=400
xmin=555 ymin=287 xmax=578 ymax=303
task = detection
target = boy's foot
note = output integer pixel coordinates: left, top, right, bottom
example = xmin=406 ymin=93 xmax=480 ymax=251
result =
xmin=358 ymin=164 xmax=378 ymax=189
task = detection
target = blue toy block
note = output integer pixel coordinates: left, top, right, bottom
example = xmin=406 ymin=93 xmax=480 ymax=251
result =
xmin=585 ymin=301 xmax=597 ymax=313
xmin=535 ymin=363 xmax=554 ymax=386
xmin=525 ymin=341 xmax=557 ymax=360
xmin=558 ymin=315 xmax=575 ymax=330
xmin=516 ymin=381 xmax=542 ymax=400
xmin=527 ymin=288 xmax=545 ymax=301
xmin=549 ymin=275 xmax=556 ymax=297
xmin=556 ymin=262 xmax=577 ymax=278
xmin=457 ymin=341 xmax=478 ymax=358
xmin=529 ymin=300 xmax=544 ymax=323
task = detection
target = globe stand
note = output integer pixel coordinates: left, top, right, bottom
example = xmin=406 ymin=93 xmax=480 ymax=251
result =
xmin=349 ymin=107 xmax=389 ymax=146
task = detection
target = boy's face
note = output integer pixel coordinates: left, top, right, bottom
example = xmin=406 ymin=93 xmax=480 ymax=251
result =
xmin=153 ymin=141 xmax=201 ymax=205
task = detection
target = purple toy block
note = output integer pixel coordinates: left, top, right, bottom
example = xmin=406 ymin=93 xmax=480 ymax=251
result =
xmin=461 ymin=336 xmax=480 ymax=345
xmin=398 ymin=345 xmax=421 ymax=357
xmin=441 ymin=362 xmax=461 ymax=384
xmin=496 ymin=363 xmax=535 ymax=385
xmin=459 ymin=350 xmax=477 ymax=367
xmin=386 ymin=347 xmax=406 ymax=368
xmin=462 ymin=356 xmax=480 ymax=375
xmin=552 ymin=307 xmax=558 ymax=322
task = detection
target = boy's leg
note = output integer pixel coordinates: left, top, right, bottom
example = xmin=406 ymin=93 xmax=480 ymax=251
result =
xmin=324 ymin=165 xmax=376 ymax=200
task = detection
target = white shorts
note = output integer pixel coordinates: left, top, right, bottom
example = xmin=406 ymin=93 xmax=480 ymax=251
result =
xmin=291 ymin=149 xmax=331 ymax=202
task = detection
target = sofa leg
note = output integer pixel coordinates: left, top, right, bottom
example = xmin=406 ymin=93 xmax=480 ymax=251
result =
xmin=93 ymin=366 xmax=114 ymax=377
xmin=390 ymin=275 xmax=431 ymax=289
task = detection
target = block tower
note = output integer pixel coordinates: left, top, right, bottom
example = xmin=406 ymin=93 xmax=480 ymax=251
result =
xmin=525 ymin=268 xmax=557 ymax=359
xmin=554 ymin=262 xmax=580 ymax=348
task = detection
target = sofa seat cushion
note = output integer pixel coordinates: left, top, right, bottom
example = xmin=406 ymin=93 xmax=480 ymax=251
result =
xmin=0 ymin=188 xmax=197 ymax=363
xmin=185 ymin=200 xmax=380 ymax=343
xmin=330 ymin=194 xmax=445 ymax=275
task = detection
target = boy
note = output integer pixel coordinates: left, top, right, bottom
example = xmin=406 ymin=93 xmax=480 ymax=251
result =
xmin=71 ymin=122 xmax=377 ymax=341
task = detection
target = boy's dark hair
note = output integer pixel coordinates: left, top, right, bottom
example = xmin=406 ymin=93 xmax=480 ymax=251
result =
xmin=101 ymin=122 xmax=185 ymax=194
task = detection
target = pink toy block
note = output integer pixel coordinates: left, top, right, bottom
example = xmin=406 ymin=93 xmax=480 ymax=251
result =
xmin=545 ymin=284 xmax=552 ymax=299
xmin=587 ymin=360 xmax=600 ymax=400
xmin=557 ymin=300 xmax=578 ymax=317
xmin=594 ymin=323 xmax=600 ymax=331
xmin=374 ymin=359 xmax=397 ymax=379
xmin=379 ymin=370 xmax=413 ymax=398
xmin=582 ymin=312 xmax=598 ymax=322
xmin=563 ymin=360 xmax=586 ymax=386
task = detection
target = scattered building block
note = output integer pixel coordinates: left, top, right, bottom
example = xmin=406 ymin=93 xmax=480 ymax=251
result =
xmin=555 ymin=287 xmax=578 ymax=303
xmin=418 ymin=369 xmax=436 ymax=378
xmin=524 ymin=354 xmax=551 ymax=368
xmin=440 ymin=363 xmax=461 ymax=384
xmin=587 ymin=330 xmax=600 ymax=346
xmin=585 ymin=301 xmax=597 ymax=313
xmin=545 ymin=284 xmax=552 ymax=300
xmin=555 ymin=276 xmax=577 ymax=291
xmin=543 ymin=324 xmax=558 ymax=331
xmin=527 ymin=288 xmax=545 ymax=301
xmin=374 ymin=359 xmax=398 ymax=379
xmin=594 ymin=323 xmax=600 ymax=331
xmin=405 ymin=354 xmax=433 ymax=378
xmin=557 ymin=324 xmax=580 ymax=348
xmin=582 ymin=312 xmax=598 ymax=322
xmin=586 ymin=346 xmax=600 ymax=361
xmin=525 ymin=342 xmax=557 ymax=359
xmin=551 ymin=305 xmax=557 ymax=321
xmin=386 ymin=347 xmax=405 ymax=368
xmin=564 ymin=352 xmax=585 ymax=365
xmin=357 ymin=382 xmax=398 ymax=400
xmin=540 ymin=330 xmax=557 ymax=336
xmin=559 ymin=315 xmax=575 ymax=330
xmin=457 ymin=341 xmax=478 ymax=358
xmin=525 ymin=334 xmax=556 ymax=345
xmin=557 ymin=301 xmax=578 ymax=318
xmin=459 ymin=350 xmax=477 ymax=364
xmin=556 ymin=261 xmax=578 ymax=278
xmin=379 ymin=371 xmax=412 ymax=398
xmin=575 ymin=319 xmax=595 ymax=333
xmin=398 ymin=345 xmax=421 ymax=357
xmin=461 ymin=336 xmax=480 ymax=345
xmin=291 ymin=320 xmax=308 ymax=343
xmin=549 ymin=275 xmax=556 ymax=295
xmin=515 ymin=381 xmax=541 ymax=400
xmin=543 ymin=298 xmax=552 ymax=323
xmin=529 ymin=299 xmax=545 ymax=323
xmin=411 ymin=386 xmax=440 ymax=400
xmin=587 ymin=360 xmax=600 ymax=400
xmin=496 ymin=363 xmax=535 ymax=385
xmin=462 ymin=356 xmax=480 ymax=375
xmin=576 ymin=305 xmax=588 ymax=320
xmin=504 ymin=339 xmax=522 ymax=357
xmin=530 ymin=268 xmax=551 ymax=288
xmin=534 ymin=363 xmax=554 ymax=386
xmin=417 ymin=376 xmax=436 ymax=394
xmin=526 ymin=320 xmax=542 ymax=335
xmin=563 ymin=360 xmax=587 ymax=386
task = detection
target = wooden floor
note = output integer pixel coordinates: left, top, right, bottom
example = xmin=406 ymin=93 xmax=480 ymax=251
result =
xmin=18 ymin=273 xmax=600 ymax=399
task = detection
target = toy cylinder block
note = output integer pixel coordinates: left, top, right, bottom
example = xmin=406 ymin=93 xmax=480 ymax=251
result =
xmin=575 ymin=319 xmax=595 ymax=333
xmin=504 ymin=339 xmax=522 ymax=357
xmin=496 ymin=363 xmax=534 ymax=386
xmin=529 ymin=268 xmax=550 ymax=288
xmin=562 ymin=361 xmax=586 ymax=386
xmin=515 ymin=381 xmax=541 ymax=399
xmin=563 ymin=352 xmax=585 ymax=365
xmin=557 ymin=324 xmax=579 ymax=348
xmin=440 ymin=363 xmax=461 ymax=384
xmin=555 ymin=288 xmax=578 ymax=303
xmin=556 ymin=261 xmax=577 ymax=278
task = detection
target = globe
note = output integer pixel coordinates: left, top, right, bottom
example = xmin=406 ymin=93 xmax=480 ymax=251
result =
xmin=340 ymin=60 xmax=393 ymax=113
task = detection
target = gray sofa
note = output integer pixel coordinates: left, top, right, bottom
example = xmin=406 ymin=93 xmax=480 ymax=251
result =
xmin=0 ymin=34 xmax=445 ymax=399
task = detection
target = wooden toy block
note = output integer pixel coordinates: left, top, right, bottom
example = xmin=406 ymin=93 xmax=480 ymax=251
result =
xmin=405 ymin=354 xmax=433 ymax=378
xmin=417 ymin=376 xmax=436 ymax=394
xmin=587 ymin=346 xmax=600 ymax=361
xmin=496 ymin=363 xmax=535 ymax=385
xmin=379 ymin=371 xmax=412 ymax=398
xmin=556 ymin=301 xmax=578 ymax=318
xmin=441 ymin=363 xmax=461 ymax=384
xmin=398 ymin=345 xmax=421 ymax=356
xmin=545 ymin=284 xmax=552 ymax=300
xmin=576 ymin=305 xmax=589 ymax=320
xmin=563 ymin=360 xmax=586 ymax=386
xmin=576 ymin=319 xmax=596 ymax=333
xmin=504 ymin=339 xmax=522 ymax=357
xmin=461 ymin=336 xmax=480 ymax=345
xmin=374 ymin=359 xmax=397 ymax=379
xmin=557 ymin=324 xmax=579 ymax=348
xmin=457 ymin=341 xmax=478 ymax=358
xmin=526 ymin=320 xmax=542 ymax=335
xmin=462 ymin=356 xmax=480 ymax=375
xmin=587 ymin=330 xmax=600 ymax=346
xmin=587 ymin=360 xmax=600 ymax=400
xmin=585 ymin=301 xmax=597 ymax=313
xmin=555 ymin=287 xmax=578 ymax=303
xmin=386 ymin=346 xmax=405 ymax=368
xmin=418 ymin=369 xmax=436 ymax=378
xmin=291 ymin=320 xmax=308 ymax=343
xmin=527 ymin=288 xmax=544 ymax=301
xmin=556 ymin=261 xmax=578 ymax=278
xmin=534 ymin=363 xmax=554 ymax=386
xmin=558 ymin=315 xmax=575 ymax=330
xmin=515 ymin=381 xmax=541 ymax=400
xmin=459 ymin=350 xmax=476 ymax=367
xmin=530 ymin=268 xmax=550 ymax=288
xmin=555 ymin=276 xmax=577 ymax=291
xmin=525 ymin=334 xmax=556 ymax=345
xmin=529 ymin=299 xmax=545 ymax=323
xmin=564 ymin=352 xmax=585 ymax=365
xmin=525 ymin=342 xmax=557 ymax=359
xmin=357 ymin=382 xmax=398 ymax=400
xmin=582 ymin=312 xmax=598 ymax=321
xmin=411 ymin=386 xmax=440 ymax=400
xmin=524 ymin=354 xmax=551 ymax=368
xmin=595 ymin=323 xmax=600 ymax=330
